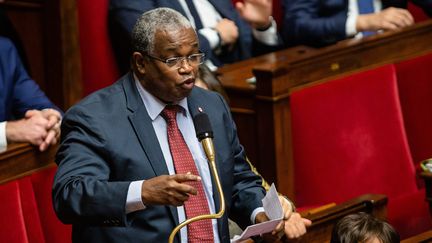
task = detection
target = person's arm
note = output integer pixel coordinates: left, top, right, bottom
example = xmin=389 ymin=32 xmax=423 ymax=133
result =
xmin=282 ymin=0 xmax=347 ymax=46
xmin=5 ymin=109 xmax=61 ymax=151
xmin=53 ymin=106 xmax=131 ymax=226
xmin=236 ymin=0 xmax=279 ymax=46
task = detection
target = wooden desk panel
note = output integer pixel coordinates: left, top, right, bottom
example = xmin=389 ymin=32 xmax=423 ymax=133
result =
xmin=0 ymin=143 xmax=57 ymax=184
xmin=219 ymin=20 xmax=432 ymax=199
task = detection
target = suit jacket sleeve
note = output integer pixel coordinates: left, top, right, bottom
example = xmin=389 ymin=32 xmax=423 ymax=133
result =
xmin=213 ymin=92 xmax=266 ymax=228
xmin=282 ymin=0 xmax=348 ymax=47
xmin=0 ymin=37 xmax=60 ymax=120
xmin=53 ymin=105 xmax=131 ymax=226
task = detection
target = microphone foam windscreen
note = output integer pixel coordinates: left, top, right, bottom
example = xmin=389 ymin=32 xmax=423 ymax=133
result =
xmin=193 ymin=112 xmax=213 ymax=140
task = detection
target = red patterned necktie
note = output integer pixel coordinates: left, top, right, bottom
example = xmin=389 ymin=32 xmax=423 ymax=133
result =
xmin=161 ymin=105 xmax=214 ymax=242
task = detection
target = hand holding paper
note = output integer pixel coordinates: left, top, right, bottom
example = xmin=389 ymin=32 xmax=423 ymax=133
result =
xmin=231 ymin=184 xmax=311 ymax=242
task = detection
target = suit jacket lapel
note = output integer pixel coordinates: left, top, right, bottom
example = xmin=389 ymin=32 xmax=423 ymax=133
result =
xmin=122 ymin=73 xmax=179 ymax=225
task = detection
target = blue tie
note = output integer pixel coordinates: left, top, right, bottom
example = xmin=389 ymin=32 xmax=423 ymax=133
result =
xmin=185 ymin=0 xmax=204 ymax=30
xmin=357 ymin=0 xmax=375 ymax=36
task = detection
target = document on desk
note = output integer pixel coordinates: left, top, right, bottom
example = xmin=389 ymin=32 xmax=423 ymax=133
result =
xmin=231 ymin=183 xmax=283 ymax=242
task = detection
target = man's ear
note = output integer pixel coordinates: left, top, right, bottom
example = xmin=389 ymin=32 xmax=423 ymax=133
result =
xmin=132 ymin=52 xmax=146 ymax=74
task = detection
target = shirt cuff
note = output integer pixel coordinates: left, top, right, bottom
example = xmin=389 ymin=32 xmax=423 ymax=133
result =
xmin=251 ymin=206 xmax=265 ymax=224
xmin=125 ymin=180 xmax=146 ymax=214
xmin=252 ymin=17 xmax=278 ymax=46
xmin=346 ymin=14 xmax=358 ymax=37
xmin=0 ymin=122 xmax=7 ymax=148
xmin=199 ymin=27 xmax=220 ymax=50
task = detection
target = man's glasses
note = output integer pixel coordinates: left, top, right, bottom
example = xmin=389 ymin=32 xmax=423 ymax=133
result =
xmin=145 ymin=52 xmax=205 ymax=68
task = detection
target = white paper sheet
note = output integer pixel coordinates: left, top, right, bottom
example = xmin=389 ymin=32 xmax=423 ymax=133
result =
xmin=231 ymin=184 xmax=283 ymax=242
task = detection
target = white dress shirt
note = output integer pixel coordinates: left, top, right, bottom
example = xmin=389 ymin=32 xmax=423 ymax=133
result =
xmin=125 ymin=76 xmax=264 ymax=242
xmin=0 ymin=122 xmax=7 ymax=147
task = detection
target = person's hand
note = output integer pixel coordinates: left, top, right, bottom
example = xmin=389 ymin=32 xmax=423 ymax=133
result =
xmin=26 ymin=109 xmax=62 ymax=151
xmin=6 ymin=110 xmax=51 ymax=149
xmin=255 ymin=196 xmax=312 ymax=242
xmin=214 ymin=18 xmax=239 ymax=45
xmin=141 ymin=173 xmax=201 ymax=206
xmin=235 ymin=0 xmax=272 ymax=29
xmin=356 ymin=7 xmax=414 ymax=33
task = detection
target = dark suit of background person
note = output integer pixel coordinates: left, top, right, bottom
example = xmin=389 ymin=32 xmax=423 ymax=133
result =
xmin=0 ymin=36 xmax=61 ymax=149
xmin=108 ymin=0 xmax=281 ymax=74
xmin=282 ymin=0 xmax=432 ymax=47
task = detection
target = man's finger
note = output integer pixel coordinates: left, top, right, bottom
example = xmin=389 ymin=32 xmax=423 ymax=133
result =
xmin=173 ymin=173 xmax=201 ymax=183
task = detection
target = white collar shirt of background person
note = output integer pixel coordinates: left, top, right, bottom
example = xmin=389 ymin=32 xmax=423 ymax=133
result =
xmin=177 ymin=0 xmax=279 ymax=70
xmin=346 ymin=0 xmax=383 ymax=38
xmin=0 ymin=121 xmax=6 ymax=147
xmin=125 ymin=74 xmax=264 ymax=242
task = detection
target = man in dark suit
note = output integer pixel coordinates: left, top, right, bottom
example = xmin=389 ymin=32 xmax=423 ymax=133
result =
xmin=53 ymin=8 xmax=310 ymax=243
xmin=282 ymin=0 xmax=432 ymax=47
xmin=109 ymin=0 xmax=281 ymax=73
xmin=0 ymin=36 xmax=61 ymax=151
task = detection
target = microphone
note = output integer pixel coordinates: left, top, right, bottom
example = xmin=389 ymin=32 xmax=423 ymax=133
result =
xmin=168 ymin=110 xmax=226 ymax=243
xmin=193 ymin=112 xmax=215 ymax=162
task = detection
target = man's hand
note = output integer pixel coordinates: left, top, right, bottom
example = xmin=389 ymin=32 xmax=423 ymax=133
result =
xmin=26 ymin=109 xmax=62 ymax=151
xmin=141 ymin=173 xmax=201 ymax=206
xmin=6 ymin=109 xmax=61 ymax=151
xmin=235 ymin=0 xmax=272 ymax=29
xmin=356 ymin=7 xmax=414 ymax=33
xmin=214 ymin=18 xmax=239 ymax=45
xmin=255 ymin=196 xmax=312 ymax=241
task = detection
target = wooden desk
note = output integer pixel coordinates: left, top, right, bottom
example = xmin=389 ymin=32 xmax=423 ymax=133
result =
xmin=421 ymin=171 xmax=432 ymax=218
xmin=0 ymin=143 xmax=57 ymax=184
xmin=218 ymin=20 xmax=432 ymax=199
xmin=401 ymin=230 xmax=432 ymax=242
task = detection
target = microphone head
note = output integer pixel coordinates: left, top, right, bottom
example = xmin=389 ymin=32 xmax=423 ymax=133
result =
xmin=193 ymin=112 xmax=213 ymax=141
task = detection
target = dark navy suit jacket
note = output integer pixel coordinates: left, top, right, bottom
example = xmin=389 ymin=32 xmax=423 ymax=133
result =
xmin=53 ymin=73 xmax=266 ymax=242
xmin=282 ymin=0 xmax=432 ymax=47
xmin=0 ymin=37 xmax=58 ymax=121
xmin=108 ymin=0 xmax=280 ymax=73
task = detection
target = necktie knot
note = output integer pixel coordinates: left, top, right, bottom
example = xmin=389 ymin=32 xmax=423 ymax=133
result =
xmin=161 ymin=105 xmax=181 ymax=123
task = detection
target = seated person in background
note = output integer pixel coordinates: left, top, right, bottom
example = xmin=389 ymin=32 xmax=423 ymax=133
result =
xmin=0 ymin=37 xmax=62 ymax=151
xmin=330 ymin=212 xmax=400 ymax=243
xmin=53 ymin=8 xmax=311 ymax=242
xmin=109 ymin=0 xmax=282 ymax=73
xmin=282 ymin=0 xmax=432 ymax=47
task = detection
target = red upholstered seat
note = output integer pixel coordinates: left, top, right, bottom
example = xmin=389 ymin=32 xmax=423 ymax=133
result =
xmin=396 ymin=53 xmax=432 ymax=184
xmin=77 ymin=0 xmax=119 ymax=95
xmin=31 ymin=167 xmax=72 ymax=243
xmin=0 ymin=179 xmax=45 ymax=243
xmin=290 ymin=64 xmax=431 ymax=238
xmin=0 ymin=181 xmax=31 ymax=243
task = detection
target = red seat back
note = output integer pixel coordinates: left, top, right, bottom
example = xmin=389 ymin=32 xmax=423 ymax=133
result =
xmin=408 ymin=2 xmax=429 ymax=23
xmin=290 ymin=64 xmax=431 ymax=237
xmin=396 ymin=53 xmax=432 ymax=177
xmin=31 ymin=167 xmax=72 ymax=243
xmin=77 ymin=0 xmax=120 ymax=95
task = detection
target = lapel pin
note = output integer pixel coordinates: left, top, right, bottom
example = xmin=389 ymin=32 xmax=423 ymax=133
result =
xmin=198 ymin=107 xmax=204 ymax=113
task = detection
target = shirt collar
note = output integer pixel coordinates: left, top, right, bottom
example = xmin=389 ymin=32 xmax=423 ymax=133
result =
xmin=133 ymin=73 xmax=189 ymax=121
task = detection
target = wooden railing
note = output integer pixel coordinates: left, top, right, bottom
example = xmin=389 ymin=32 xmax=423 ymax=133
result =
xmin=0 ymin=143 xmax=57 ymax=184
xmin=218 ymin=20 xmax=432 ymax=198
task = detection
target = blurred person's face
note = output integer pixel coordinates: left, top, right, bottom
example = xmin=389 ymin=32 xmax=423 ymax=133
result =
xmin=364 ymin=237 xmax=381 ymax=243
xmin=134 ymin=27 xmax=200 ymax=103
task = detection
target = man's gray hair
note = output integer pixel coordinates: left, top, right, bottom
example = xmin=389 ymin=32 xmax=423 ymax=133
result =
xmin=131 ymin=8 xmax=194 ymax=54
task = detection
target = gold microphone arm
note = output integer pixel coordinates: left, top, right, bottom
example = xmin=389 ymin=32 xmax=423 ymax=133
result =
xmin=168 ymin=138 xmax=225 ymax=243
